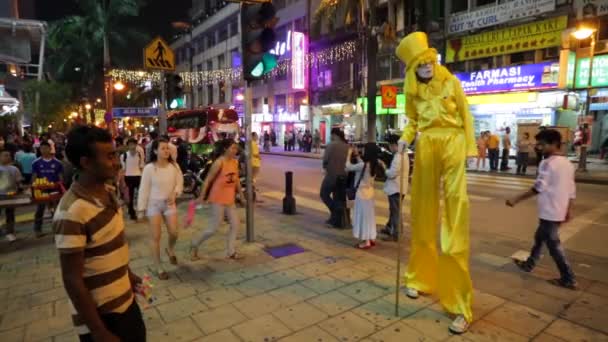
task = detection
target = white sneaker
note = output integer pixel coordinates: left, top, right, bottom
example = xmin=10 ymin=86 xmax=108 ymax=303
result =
xmin=5 ymin=234 xmax=16 ymax=242
xmin=405 ymin=287 xmax=419 ymax=299
xmin=449 ymin=315 xmax=469 ymax=334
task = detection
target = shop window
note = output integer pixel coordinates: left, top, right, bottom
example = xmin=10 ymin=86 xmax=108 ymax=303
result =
xmin=206 ymin=60 xmax=213 ymax=71
xmin=230 ymin=19 xmax=238 ymax=36
xmin=252 ymin=98 xmax=259 ymax=112
xmin=451 ymin=0 xmax=468 ymax=13
xmin=476 ymin=0 xmax=495 ymax=6
xmin=510 ymin=51 xmax=535 ymax=65
xmin=197 ymin=87 xmax=203 ymax=107
xmin=207 ymin=32 xmax=216 ymax=49
xmin=470 ymin=57 xmax=493 ymax=70
xmin=275 ymin=94 xmax=287 ymax=113
xmin=207 ymin=85 xmax=214 ymax=105
xmin=231 ymin=49 xmax=241 ymax=68
xmin=219 ymin=27 xmax=228 ymax=42
xmin=219 ymin=81 xmax=226 ymax=103
xmin=542 ymin=47 xmax=560 ymax=61
xmin=218 ymin=54 xmax=225 ymax=69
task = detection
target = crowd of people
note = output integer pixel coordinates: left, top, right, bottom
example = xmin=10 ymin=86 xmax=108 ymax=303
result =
xmin=276 ymin=128 xmax=321 ymax=153
xmin=475 ymin=128 xmax=540 ymax=175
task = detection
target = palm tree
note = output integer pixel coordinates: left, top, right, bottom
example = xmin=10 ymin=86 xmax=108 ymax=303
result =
xmin=47 ymin=0 xmax=148 ymax=122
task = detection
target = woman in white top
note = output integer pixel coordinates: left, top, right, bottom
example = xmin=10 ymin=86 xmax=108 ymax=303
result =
xmin=138 ymin=139 xmax=184 ymax=280
xmin=346 ymin=143 xmax=379 ymax=249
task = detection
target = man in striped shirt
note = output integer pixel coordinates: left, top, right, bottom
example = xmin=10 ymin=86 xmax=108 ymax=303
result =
xmin=55 ymin=126 xmax=145 ymax=342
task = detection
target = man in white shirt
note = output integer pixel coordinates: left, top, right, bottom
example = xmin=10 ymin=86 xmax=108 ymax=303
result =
xmin=122 ymin=138 xmax=145 ymax=220
xmin=506 ymin=129 xmax=577 ymax=290
xmin=379 ymin=135 xmax=409 ymax=241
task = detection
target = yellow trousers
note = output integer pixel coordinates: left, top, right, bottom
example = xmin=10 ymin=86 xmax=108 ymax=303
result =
xmin=405 ymin=127 xmax=473 ymax=322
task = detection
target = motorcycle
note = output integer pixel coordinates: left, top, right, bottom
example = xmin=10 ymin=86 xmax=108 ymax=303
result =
xmin=182 ymin=153 xmax=209 ymax=198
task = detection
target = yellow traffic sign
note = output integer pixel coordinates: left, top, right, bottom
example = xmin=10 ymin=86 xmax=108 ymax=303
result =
xmin=144 ymin=37 xmax=175 ymax=71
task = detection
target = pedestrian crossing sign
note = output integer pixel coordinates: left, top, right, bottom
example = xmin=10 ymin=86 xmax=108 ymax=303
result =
xmin=144 ymin=37 xmax=175 ymax=71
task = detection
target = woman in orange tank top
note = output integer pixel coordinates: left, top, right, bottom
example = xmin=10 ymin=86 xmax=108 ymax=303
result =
xmin=190 ymin=139 xmax=244 ymax=260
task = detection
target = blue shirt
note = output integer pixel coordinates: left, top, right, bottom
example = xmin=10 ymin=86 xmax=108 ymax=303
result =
xmin=32 ymin=158 xmax=64 ymax=183
xmin=15 ymin=151 xmax=37 ymax=175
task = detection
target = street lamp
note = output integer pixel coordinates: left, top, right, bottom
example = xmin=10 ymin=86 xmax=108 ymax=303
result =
xmin=113 ymin=81 xmax=126 ymax=91
xmin=571 ymin=23 xmax=598 ymax=172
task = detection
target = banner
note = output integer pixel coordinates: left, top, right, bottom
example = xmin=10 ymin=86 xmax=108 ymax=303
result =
xmin=446 ymin=16 xmax=567 ymax=63
xmin=574 ymin=0 xmax=608 ymax=19
xmin=455 ymin=62 xmax=559 ymax=94
xmin=447 ymin=0 xmax=555 ymax=35
xmin=381 ymin=85 xmax=398 ymax=108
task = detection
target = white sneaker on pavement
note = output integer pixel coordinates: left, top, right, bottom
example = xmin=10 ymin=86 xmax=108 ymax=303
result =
xmin=449 ymin=315 xmax=469 ymax=334
xmin=405 ymin=287 xmax=419 ymax=299
xmin=5 ymin=234 xmax=17 ymax=242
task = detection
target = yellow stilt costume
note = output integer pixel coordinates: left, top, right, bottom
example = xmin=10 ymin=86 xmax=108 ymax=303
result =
xmin=396 ymin=32 xmax=477 ymax=324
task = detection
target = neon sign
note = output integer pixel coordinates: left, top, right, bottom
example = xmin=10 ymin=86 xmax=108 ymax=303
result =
xmin=291 ymin=32 xmax=307 ymax=90
xmin=270 ymin=30 xmax=291 ymax=56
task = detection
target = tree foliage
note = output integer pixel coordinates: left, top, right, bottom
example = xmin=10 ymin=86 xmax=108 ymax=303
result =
xmin=23 ymin=80 xmax=74 ymax=128
xmin=46 ymin=0 xmax=149 ymax=98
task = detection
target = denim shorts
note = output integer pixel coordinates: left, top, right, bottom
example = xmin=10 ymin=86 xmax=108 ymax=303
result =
xmin=146 ymin=199 xmax=177 ymax=217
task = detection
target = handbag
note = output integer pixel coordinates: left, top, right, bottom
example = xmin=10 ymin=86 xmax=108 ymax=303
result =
xmin=346 ymin=163 xmax=366 ymax=201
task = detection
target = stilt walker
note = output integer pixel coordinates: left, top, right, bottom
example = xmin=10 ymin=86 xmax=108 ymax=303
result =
xmin=395 ymin=32 xmax=478 ymax=334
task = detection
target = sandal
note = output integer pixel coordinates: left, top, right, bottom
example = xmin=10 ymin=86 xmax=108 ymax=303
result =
xmin=514 ymin=259 xmax=533 ymax=272
xmin=227 ymin=252 xmax=244 ymax=260
xmin=165 ymin=248 xmax=178 ymax=265
xmin=355 ymin=242 xmax=373 ymax=250
xmin=189 ymin=247 xmax=200 ymax=261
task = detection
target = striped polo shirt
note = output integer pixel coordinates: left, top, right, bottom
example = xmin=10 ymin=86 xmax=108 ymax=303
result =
xmin=53 ymin=182 xmax=134 ymax=335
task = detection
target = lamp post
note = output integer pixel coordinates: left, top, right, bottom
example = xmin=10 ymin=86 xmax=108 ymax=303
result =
xmin=571 ymin=24 xmax=597 ymax=172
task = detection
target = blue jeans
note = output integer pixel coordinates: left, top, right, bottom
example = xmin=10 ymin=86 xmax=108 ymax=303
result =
xmin=526 ymin=219 xmax=575 ymax=283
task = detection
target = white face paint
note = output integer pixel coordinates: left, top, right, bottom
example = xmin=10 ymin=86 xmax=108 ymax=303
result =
xmin=416 ymin=63 xmax=434 ymax=79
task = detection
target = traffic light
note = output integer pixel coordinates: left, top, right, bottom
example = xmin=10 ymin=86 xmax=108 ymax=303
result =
xmin=241 ymin=2 xmax=279 ymax=82
xmin=165 ymin=73 xmax=184 ymax=109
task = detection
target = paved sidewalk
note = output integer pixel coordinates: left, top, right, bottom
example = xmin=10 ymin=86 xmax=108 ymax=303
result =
xmin=0 ymin=200 xmax=607 ymax=342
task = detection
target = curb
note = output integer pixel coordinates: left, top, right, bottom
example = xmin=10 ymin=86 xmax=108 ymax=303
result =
xmin=261 ymin=152 xmax=322 ymax=160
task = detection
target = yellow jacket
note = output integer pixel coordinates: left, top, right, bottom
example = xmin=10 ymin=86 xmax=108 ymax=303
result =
xmin=400 ymin=68 xmax=478 ymax=157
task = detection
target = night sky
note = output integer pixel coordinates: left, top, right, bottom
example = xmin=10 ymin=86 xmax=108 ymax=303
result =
xmin=35 ymin=0 xmax=192 ymax=41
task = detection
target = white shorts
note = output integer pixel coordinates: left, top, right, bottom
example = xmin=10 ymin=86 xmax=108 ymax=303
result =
xmin=146 ymin=199 xmax=177 ymax=217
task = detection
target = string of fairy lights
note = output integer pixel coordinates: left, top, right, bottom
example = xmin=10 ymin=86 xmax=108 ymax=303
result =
xmin=109 ymin=40 xmax=358 ymax=87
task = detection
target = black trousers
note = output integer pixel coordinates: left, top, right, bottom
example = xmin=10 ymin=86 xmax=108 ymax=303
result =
xmin=124 ymin=176 xmax=141 ymax=218
xmin=500 ymin=148 xmax=510 ymax=170
xmin=79 ymin=301 xmax=146 ymax=342
xmin=488 ymin=148 xmax=499 ymax=170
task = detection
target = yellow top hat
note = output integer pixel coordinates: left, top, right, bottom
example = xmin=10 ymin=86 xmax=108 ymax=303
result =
xmin=395 ymin=31 xmax=437 ymax=69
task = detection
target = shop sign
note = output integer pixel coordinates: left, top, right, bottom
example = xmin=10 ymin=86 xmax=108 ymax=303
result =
xmin=252 ymin=113 xmax=273 ymax=122
xmin=574 ymin=0 xmax=608 ymax=19
xmin=574 ymin=54 xmax=608 ymax=88
xmin=291 ymin=32 xmax=307 ymax=90
xmin=455 ymin=62 xmax=559 ymax=94
xmin=357 ymin=94 xmax=406 ymax=115
xmin=278 ymin=112 xmax=299 ymax=122
xmin=447 ymin=0 xmax=555 ymax=35
xmin=112 ymin=107 xmax=159 ymax=118
xmin=381 ymin=85 xmax=398 ymax=108
xmin=446 ymin=16 xmax=567 ymax=63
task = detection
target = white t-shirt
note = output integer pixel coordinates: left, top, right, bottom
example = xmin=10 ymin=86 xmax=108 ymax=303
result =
xmin=137 ymin=163 xmax=184 ymax=212
xmin=121 ymin=147 xmax=145 ymax=176
xmin=534 ymin=155 xmax=576 ymax=222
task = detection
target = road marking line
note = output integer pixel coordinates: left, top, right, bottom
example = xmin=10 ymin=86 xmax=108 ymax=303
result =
xmin=467 ymin=173 xmax=535 ymax=184
xmin=293 ymin=185 xmax=493 ymax=202
xmin=510 ymin=201 xmax=608 ymax=261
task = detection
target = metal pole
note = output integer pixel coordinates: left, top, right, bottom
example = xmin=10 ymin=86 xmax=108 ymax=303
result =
xmin=159 ymin=71 xmax=167 ymax=134
xmin=395 ymin=146 xmax=406 ymax=316
xmin=578 ymin=32 xmax=595 ymax=172
xmin=245 ymin=84 xmax=254 ymax=242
